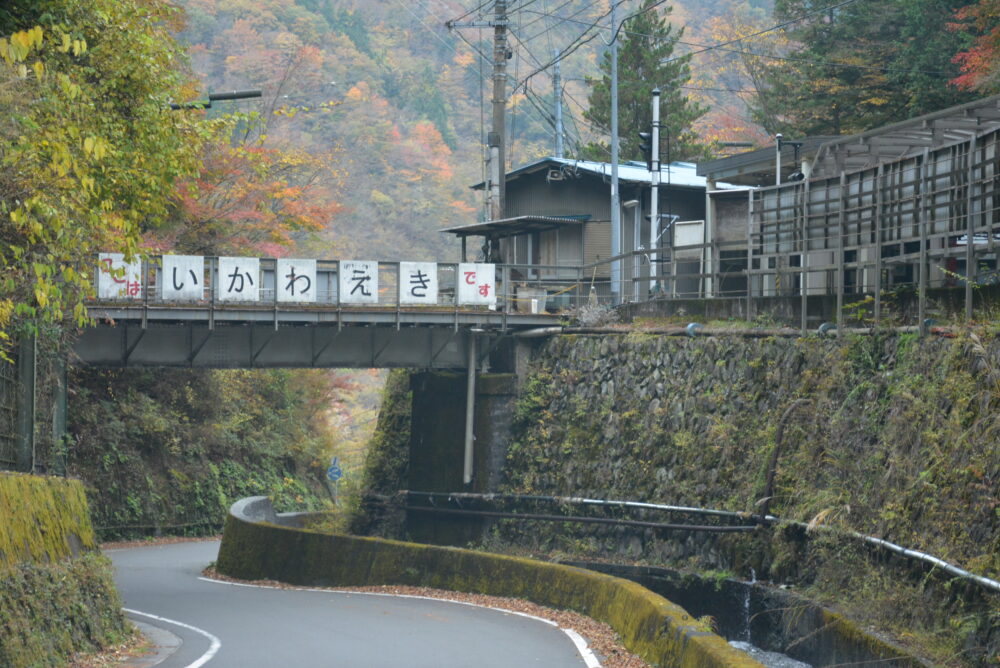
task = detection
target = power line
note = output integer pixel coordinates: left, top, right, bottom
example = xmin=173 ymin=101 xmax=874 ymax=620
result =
xmin=450 ymin=0 xmax=494 ymax=25
xmin=661 ymin=0 xmax=861 ymax=64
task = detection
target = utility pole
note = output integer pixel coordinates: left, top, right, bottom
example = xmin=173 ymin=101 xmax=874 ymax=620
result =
xmin=649 ymin=88 xmax=661 ymax=294
xmin=553 ymin=49 xmax=563 ymax=158
xmin=609 ymin=3 xmax=621 ymax=301
xmin=489 ymin=0 xmax=509 ymax=228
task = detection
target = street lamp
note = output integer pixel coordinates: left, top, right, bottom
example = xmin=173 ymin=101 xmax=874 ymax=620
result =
xmin=169 ymin=89 xmax=262 ymax=110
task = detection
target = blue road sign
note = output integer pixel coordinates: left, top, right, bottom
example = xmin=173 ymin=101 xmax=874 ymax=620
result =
xmin=327 ymin=457 xmax=343 ymax=482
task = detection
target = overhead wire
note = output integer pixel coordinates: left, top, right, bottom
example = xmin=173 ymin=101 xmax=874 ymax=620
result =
xmin=661 ymin=0 xmax=862 ymax=64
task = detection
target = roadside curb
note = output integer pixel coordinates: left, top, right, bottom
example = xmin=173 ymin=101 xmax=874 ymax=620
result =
xmin=121 ymin=619 xmax=182 ymax=668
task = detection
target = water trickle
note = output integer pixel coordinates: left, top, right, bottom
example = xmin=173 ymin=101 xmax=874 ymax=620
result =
xmin=741 ymin=568 xmax=757 ymax=641
xmin=728 ymin=641 xmax=812 ymax=668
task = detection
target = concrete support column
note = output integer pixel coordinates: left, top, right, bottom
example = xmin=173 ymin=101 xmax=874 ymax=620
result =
xmin=408 ymin=371 xmax=518 ymax=545
xmin=52 ymin=357 xmax=68 ymax=476
xmin=16 ymin=334 xmax=36 ymax=473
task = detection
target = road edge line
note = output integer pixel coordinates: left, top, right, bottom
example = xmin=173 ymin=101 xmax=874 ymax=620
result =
xmin=123 ymin=608 xmax=221 ymax=668
xmin=196 ymin=576 xmax=601 ymax=666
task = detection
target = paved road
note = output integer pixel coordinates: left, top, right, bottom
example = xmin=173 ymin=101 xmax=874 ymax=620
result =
xmin=109 ymin=540 xmax=596 ymax=667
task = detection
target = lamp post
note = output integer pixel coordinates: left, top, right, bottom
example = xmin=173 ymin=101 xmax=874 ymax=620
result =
xmin=169 ymin=89 xmax=262 ymax=110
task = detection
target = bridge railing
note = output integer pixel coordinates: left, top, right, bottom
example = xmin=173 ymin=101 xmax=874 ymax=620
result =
xmin=93 ymin=253 xmax=674 ymax=315
xmin=94 ymin=256 xmax=503 ymax=311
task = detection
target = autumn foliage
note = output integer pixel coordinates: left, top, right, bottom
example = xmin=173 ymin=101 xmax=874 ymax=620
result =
xmin=951 ymin=0 xmax=1000 ymax=92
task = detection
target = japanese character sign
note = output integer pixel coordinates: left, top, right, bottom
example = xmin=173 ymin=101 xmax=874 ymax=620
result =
xmin=162 ymin=255 xmax=204 ymax=301
xmin=98 ymin=253 xmax=143 ymax=300
xmin=277 ymin=259 xmax=317 ymax=303
xmin=399 ymin=262 xmax=438 ymax=305
xmin=217 ymin=257 xmax=260 ymax=302
xmin=458 ymin=263 xmax=496 ymax=308
xmin=339 ymin=260 xmax=379 ymax=305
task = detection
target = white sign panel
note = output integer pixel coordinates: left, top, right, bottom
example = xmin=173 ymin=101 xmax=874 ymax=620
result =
xmin=217 ymin=256 xmax=259 ymax=302
xmin=277 ymin=258 xmax=317 ymax=303
xmin=162 ymin=255 xmax=204 ymax=301
xmin=458 ymin=263 xmax=496 ymax=308
xmin=674 ymin=220 xmax=705 ymax=247
xmin=340 ymin=260 xmax=379 ymax=304
xmin=97 ymin=253 xmax=142 ymax=300
xmin=399 ymin=262 xmax=438 ymax=305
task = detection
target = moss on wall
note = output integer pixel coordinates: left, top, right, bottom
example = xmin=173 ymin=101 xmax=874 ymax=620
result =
xmin=496 ymin=330 xmax=1000 ymax=665
xmin=0 ymin=472 xmax=96 ymax=569
xmin=0 ymin=474 xmax=127 ymax=668
xmin=217 ymin=507 xmax=764 ymax=668
xmin=0 ymin=553 xmax=128 ymax=668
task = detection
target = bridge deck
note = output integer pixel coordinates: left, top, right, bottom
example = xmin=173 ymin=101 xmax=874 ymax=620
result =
xmin=77 ymin=303 xmax=560 ymax=369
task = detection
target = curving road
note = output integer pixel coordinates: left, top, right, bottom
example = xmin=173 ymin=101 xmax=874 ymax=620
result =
xmin=108 ymin=540 xmax=599 ymax=667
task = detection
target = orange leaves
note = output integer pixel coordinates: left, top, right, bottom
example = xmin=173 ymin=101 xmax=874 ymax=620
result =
xmin=162 ymin=115 xmax=343 ymax=256
xmin=950 ymin=0 xmax=1000 ymax=91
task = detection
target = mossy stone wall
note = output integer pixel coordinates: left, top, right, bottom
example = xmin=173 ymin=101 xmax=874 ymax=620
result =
xmin=499 ymin=331 xmax=1000 ymax=664
xmin=0 ymin=474 xmax=127 ymax=667
xmin=0 ymin=472 xmax=96 ymax=568
xmin=217 ymin=504 xmax=764 ymax=668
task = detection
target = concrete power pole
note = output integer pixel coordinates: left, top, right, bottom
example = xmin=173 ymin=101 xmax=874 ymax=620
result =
xmin=609 ymin=3 xmax=621 ymax=301
xmin=649 ymin=88 xmax=661 ymax=293
xmin=553 ymin=50 xmax=563 ymax=159
xmin=489 ymin=0 xmax=508 ymax=230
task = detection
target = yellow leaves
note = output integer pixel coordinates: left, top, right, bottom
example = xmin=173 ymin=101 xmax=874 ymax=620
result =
xmin=28 ymin=27 xmax=44 ymax=49
xmin=33 ymin=60 xmax=45 ymax=80
xmin=60 ymin=33 xmax=72 ymax=54
xmin=862 ymin=96 xmax=890 ymax=107
xmin=57 ymin=74 xmax=82 ymax=100
xmin=82 ymin=136 xmax=108 ymax=160
xmin=2 ymin=27 xmax=44 ymax=64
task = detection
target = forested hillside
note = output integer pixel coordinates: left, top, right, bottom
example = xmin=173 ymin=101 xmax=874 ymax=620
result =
xmin=7 ymin=0 xmax=1000 ymax=541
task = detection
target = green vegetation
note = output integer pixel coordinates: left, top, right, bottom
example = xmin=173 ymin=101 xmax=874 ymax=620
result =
xmin=0 ymin=0 xmax=201 ymax=349
xmin=0 ymin=553 xmax=128 ymax=668
xmin=582 ymin=0 xmax=708 ymax=162
xmin=68 ymin=368 xmax=340 ymax=540
xmin=0 ymin=474 xmax=125 ymax=668
xmin=753 ymin=0 xmax=975 ymax=135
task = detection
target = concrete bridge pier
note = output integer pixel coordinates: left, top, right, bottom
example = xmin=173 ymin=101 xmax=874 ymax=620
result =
xmin=407 ymin=370 xmax=518 ymax=545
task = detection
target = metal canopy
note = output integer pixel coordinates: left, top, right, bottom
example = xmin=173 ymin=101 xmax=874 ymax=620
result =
xmin=808 ymin=94 xmax=1000 ymax=177
xmin=440 ymin=214 xmax=589 ymax=239
xmin=696 ymin=136 xmax=835 ymax=186
xmin=698 ymin=94 xmax=1000 ymax=183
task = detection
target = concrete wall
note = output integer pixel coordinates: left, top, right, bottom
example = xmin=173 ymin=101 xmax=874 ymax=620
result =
xmin=406 ymin=371 xmax=518 ymax=544
xmin=217 ymin=496 xmax=764 ymax=668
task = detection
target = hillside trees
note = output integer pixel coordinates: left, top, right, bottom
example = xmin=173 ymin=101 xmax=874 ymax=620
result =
xmin=582 ymin=0 xmax=709 ymax=162
xmin=0 ymin=0 xmax=200 ymax=349
xmin=175 ymin=0 xmax=482 ymax=260
xmin=752 ymin=0 xmax=975 ymax=136
xmin=951 ymin=0 xmax=1000 ymax=92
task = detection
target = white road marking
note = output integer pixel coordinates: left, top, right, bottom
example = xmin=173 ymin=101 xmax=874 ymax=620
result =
xmin=197 ymin=576 xmax=602 ymax=666
xmin=563 ymin=628 xmax=602 ymax=668
xmin=124 ymin=608 xmax=221 ymax=668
